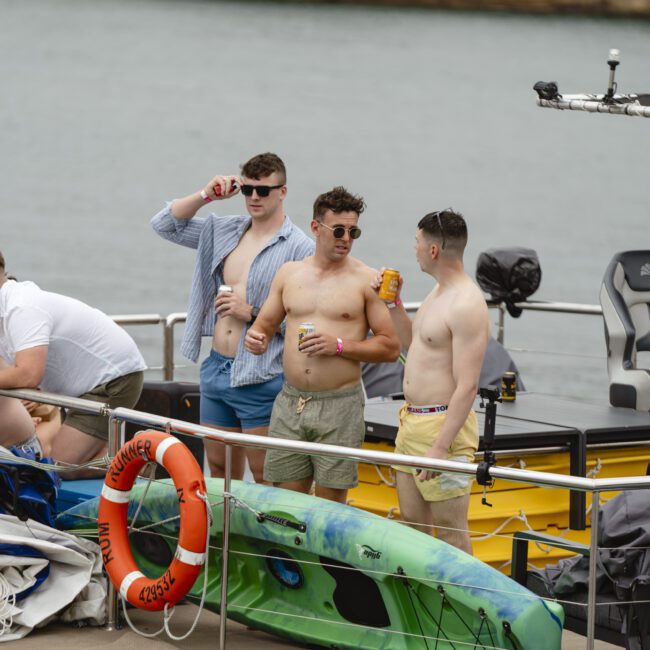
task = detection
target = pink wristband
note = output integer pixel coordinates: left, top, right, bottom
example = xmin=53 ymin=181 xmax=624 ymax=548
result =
xmin=394 ymin=297 xmax=403 ymax=307
xmin=387 ymin=297 xmax=403 ymax=309
xmin=200 ymin=189 xmax=212 ymax=203
xmin=335 ymin=338 xmax=344 ymax=356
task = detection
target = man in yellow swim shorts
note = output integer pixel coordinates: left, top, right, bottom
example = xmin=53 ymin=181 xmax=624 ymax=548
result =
xmin=393 ymin=405 xmax=479 ymax=502
xmin=379 ymin=209 xmax=490 ymax=554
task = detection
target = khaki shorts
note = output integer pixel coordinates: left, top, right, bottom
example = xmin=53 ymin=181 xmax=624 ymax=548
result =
xmin=64 ymin=371 xmax=145 ymax=440
xmin=393 ymin=406 xmax=478 ymax=502
xmin=263 ymin=383 xmax=365 ymax=490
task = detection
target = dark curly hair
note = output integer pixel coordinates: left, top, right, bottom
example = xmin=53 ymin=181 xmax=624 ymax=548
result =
xmin=240 ymin=152 xmax=286 ymax=184
xmin=313 ymin=186 xmax=365 ymax=221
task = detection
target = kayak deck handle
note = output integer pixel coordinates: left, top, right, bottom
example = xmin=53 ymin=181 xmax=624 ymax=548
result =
xmin=256 ymin=512 xmax=307 ymax=533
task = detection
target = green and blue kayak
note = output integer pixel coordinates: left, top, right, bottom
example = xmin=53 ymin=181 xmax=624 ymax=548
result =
xmin=57 ymin=478 xmax=563 ymax=649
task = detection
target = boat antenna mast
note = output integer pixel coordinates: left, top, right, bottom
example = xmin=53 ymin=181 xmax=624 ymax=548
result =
xmin=533 ymin=49 xmax=650 ymax=118
xmin=604 ymin=48 xmax=620 ymax=103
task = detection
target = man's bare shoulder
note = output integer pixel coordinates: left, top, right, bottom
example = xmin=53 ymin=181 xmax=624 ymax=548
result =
xmin=279 ymin=256 xmax=314 ymax=276
xmin=460 ymin=276 xmax=487 ymax=301
xmin=449 ymin=277 xmax=489 ymax=321
xmin=346 ymin=257 xmax=378 ymax=281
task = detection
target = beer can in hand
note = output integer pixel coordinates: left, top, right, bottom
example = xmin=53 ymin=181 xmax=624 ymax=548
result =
xmin=298 ymin=322 xmax=315 ymax=349
xmin=215 ymin=285 xmax=233 ymax=315
xmin=501 ymin=372 xmax=517 ymax=401
xmin=378 ymin=268 xmax=400 ymax=302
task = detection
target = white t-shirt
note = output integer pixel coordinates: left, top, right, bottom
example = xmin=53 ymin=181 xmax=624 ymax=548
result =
xmin=0 ymin=280 xmax=146 ymax=397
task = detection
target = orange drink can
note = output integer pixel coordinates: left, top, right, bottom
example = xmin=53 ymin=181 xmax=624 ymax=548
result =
xmin=378 ymin=268 xmax=400 ymax=302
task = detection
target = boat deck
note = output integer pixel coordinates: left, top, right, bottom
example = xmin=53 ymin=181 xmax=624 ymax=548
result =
xmin=1 ymin=603 xmax=621 ymax=649
xmin=364 ymin=391 xmax=650 ymax=529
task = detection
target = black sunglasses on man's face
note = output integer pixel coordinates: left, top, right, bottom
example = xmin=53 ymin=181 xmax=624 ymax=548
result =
xmin=240 ymin=183 xmax=284 ymax=198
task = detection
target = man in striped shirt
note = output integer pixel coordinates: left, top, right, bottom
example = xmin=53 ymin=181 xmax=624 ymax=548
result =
xmin=151 ymin=153 xmax=314 ymax=482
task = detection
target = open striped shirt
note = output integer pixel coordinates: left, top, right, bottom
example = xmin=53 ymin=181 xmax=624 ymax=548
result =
xmin=151 ymin=203 xmax=314 ymax=387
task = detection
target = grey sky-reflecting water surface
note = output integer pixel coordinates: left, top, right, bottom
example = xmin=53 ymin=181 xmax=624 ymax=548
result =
xmin=1 ymin=0 xmax=648 ymax=396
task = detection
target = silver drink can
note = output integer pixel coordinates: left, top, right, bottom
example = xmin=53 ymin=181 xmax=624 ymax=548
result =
xmin=298 ymin=322 xmax=315 ymax=348
xmin=216 ymin=285 xmax=233 ymax=314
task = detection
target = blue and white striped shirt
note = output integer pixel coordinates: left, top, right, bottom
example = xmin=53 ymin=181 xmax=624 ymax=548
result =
xmin=151 ymin=203 xmax=314 ymax=387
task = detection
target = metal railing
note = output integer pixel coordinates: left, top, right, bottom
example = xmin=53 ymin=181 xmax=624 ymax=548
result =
xmin=110 ymin=314 xmax=163 ymax=328
xmin=486 ymin=300 xmax=602 ymax=346
xmin=0 ymin=385 xmax=645 ymax=650
xmin=0 ymin=387 xmax=108 ymax=416
xmin=111 ymin=300 xmax=603 ymax=381
xmin=162 ymin=313 xmax=188 ymax=380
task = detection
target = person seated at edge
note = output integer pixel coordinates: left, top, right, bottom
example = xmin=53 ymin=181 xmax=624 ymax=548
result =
xmin=151 ymin=153 xmax=313 ymax=483
xmin=380 ymin=209 xmax=490 ymax=554
xmin=0 ymin=378 xmax=63 ymax=459
xmin=0 ymin=250 xmax=146 ymax=475
xmin=245 ymin=186 xmax=400 ymax=504
xmin=0 ymin=385 xmax=40 ymax=456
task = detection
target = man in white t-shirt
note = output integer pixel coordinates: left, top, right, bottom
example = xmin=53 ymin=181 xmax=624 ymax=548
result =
xmin=0 ymin=251 xmax=146 ymax=471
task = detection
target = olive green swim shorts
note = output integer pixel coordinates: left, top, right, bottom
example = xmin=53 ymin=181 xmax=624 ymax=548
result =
xmin=264 ymin=382 xmax=365 ymax=490
xmin=64 ymin=371 xmax=144 ymax=440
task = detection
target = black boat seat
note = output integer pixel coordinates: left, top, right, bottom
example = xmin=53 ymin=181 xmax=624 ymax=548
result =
xmin=599 ymin=251 xmax=650 ymax=411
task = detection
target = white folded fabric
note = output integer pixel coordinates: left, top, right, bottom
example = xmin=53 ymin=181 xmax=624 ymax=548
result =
xmin=0 ymin=514 xmax=106 ymax=642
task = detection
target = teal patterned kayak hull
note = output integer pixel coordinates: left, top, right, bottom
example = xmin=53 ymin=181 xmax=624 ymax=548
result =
xmin=57 ymin=478 xmax=563 ymax=649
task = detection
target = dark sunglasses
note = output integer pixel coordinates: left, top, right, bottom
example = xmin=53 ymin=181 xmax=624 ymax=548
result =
xmin=240 ymin=183 xmax=284 ymax=198
xmin=319 ymin=222 xmax=362 ymax=240
xmin=431 ymin=207 xmax=451 ymax=250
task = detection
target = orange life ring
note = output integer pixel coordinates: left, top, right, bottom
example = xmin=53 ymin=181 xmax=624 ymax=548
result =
xmin=97 ymin=430 xmax=208 ymax=611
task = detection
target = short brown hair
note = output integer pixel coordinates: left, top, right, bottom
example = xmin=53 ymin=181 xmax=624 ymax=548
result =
xmin=418 ymin=208 xmax=468 ymax=254
xmin=313 ymin=186 xmax=365 ymax=221
xmin=240 ymin=152 xmax=286 ymax=184
xmin=0 ymin=250 xmax=5 ymax=272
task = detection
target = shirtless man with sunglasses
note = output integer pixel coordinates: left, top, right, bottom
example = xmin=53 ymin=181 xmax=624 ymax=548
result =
xmin=151 ymin=153 xmax=313 ymax=483
xmin=245 ymin=186 xmax=400 ymax=503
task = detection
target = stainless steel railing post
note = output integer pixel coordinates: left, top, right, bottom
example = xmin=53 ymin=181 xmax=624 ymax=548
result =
xmin=104 ymin=415 xmax=122 ymax=631
xmin=219 ymin=445 xmax=233 ymax=650
xmin=163 ymin=319 xmax=174 ymax=381
xmin=497 ymin=303 xmax=506 ymax=344
xmin=163 ymin=313 xmax=189 ymax=381
xmin=586 ymin=491 xmax=600 ymax=649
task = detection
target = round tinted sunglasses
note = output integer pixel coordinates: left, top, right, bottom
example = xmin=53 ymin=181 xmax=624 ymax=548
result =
xmin=318 ymin=222 xmax=362 ymax=240
xmin=240 ymin=183 xmax=284 ymax=198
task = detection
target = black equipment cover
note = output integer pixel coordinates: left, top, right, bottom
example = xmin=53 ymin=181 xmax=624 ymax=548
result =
xmin=476 ymin=247 xmax=542 ymax=317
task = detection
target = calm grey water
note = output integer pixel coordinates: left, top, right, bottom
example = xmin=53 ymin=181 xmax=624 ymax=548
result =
xmin=1 ymin=0 xmax=649 ymax=398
